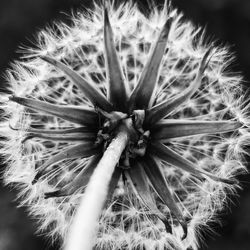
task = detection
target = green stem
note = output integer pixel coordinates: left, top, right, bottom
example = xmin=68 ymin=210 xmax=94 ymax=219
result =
xmin=64 ymin=126 xmax=130 ymax=250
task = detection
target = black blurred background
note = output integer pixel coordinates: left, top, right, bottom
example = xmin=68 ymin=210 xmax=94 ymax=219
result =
xmin=0 ymin=0 xmax=250 ymax=249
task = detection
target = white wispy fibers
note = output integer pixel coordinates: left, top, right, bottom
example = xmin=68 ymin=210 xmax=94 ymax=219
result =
xmin=0 ymin=1 xmax=249 ymax=250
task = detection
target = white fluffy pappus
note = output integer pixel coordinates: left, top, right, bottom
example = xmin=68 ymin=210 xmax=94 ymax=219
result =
xmin=0 ymin=1 xmax=250 ymax=250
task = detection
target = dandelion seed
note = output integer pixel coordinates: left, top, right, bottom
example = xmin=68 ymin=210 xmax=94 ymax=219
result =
xmin=0 ymin=1 xmax=249 ymax=250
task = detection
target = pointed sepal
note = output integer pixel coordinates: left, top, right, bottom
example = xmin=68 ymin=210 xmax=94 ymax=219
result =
xmin=150 ymin=142 xmax=238 ymax=185
xmin=103 ymin=0 xmax=128 ymax=111
xmin=146 ymin=47 xmax=213 ymax=125
xmin=33 ymin=142 xmax=100 ymax=183
xmin=9 ymin=96 xmax=98 ymax=126
xmin=128 ymin=17 xmax=172 ymax=111
xmin=22 ymin=132 xmax=95 ymax=143
xmin=40 ymin=56 xmax=113 ymax=111
xmin=151 ymin=119 xmax=242 ymax=140
xmin=10 ymin=126 xmax=96 ymax=135
xmin=45 ymin=154 xmax=102 ymax=198
xmin=126 ymin=160 xmax=172 ymax=233
xmin=142 ymin=155 xmax=187 ymax=239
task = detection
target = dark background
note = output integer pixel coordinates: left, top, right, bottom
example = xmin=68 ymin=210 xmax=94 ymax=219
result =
xmin=0 ymin=0 xmax=250 ymax=249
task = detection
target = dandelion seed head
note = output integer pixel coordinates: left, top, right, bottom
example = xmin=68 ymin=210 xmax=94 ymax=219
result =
xmin=0 ymin=1 xmax=249 ymax=249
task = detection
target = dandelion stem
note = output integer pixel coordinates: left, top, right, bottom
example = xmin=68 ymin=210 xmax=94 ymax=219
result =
xmin=64 ymin=127 xmax=130 ymax=250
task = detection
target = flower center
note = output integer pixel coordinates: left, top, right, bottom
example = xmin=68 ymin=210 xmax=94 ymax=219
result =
xmin=95 ymin=109 xmax=150 ymax=168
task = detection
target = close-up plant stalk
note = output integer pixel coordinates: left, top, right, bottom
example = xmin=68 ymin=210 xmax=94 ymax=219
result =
xmin=0 ymin=0 xmax=250 ymax=249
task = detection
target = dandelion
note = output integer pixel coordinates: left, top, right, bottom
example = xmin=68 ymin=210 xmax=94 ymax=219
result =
xmin=0 ymin=0 xmax=249 ymax=249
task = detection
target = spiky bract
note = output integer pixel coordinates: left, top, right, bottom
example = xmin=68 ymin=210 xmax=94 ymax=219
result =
xmin=0 ymin=1 xmax=249 ymax=250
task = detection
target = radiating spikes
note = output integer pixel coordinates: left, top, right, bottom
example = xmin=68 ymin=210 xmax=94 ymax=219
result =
xmin=103 ymin=0 xmax=128 ymax=111
xmin=150 ymin=142 xmax=238 ymax=185
xmin=142 ymin=155 xmax=187 ymax=239
xmin=126 ymin=160 xmax=172 ymax=233
xmin=145 ymin=47 xmax=213 ymax=125
xmin=33 ymin=143 xmax=100 ymax=183
xmin=151 ymin=119 xmax=242 ymax=140
xmin=22 ymin=132 xmax=96 ymax=143
xmin=45 ymin=154 xmax=102 ymax=198
xmin=9 ymin=96 xmax=98 ymax=126
xmin=40 ymin=56 xmax=113 ymax=111
xmin=128 ymin=17 xmax=172 ymax=111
